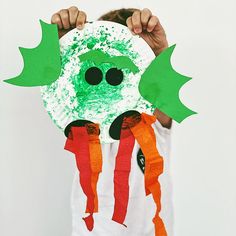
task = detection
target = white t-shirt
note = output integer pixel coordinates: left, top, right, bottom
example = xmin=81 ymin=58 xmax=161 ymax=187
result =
xmin=71 ymin=120 xmax=173 ymax=236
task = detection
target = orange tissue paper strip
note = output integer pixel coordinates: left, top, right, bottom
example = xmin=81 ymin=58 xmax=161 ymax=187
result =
xmin=85 ymin=123 xmax=103 ymax=213
xmin=130 ymin=113 xmax=167 ymax=236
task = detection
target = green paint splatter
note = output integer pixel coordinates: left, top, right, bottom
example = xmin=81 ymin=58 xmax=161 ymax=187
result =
xmin=41 ymin=23 xmax=154 ymax=142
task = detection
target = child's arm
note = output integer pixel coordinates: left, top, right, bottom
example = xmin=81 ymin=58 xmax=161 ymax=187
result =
xmin=126 ymin=9 xmax=172 ymax=129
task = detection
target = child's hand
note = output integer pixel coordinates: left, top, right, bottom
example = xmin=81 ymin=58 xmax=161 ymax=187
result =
xmin=127 ymin=9 xmax=171 ymax=127
xmin=126 ymin=8 xmax=168 ymax=56
xmin=51 ymin=6 xmax=87 ymax=38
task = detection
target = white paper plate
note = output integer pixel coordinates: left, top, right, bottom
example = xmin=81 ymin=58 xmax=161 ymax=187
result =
xmin=40 ymin=21 xmax=155 ymax=143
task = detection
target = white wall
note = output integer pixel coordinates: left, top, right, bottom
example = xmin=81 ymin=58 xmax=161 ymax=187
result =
xmin=0 ymin=0 xmax=235 ymax=236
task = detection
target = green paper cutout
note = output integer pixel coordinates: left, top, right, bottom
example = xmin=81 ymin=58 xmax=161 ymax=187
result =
xmin=79 ymin=50 xmax=139 ymax=74
xmin=4 ymin=20 xmax=61 ymax=86
xmin=139 ymin=45 xmax=196 ymax=123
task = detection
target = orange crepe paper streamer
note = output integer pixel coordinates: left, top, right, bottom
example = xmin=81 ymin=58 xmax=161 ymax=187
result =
xmin=112 ymin=120 xmax=135 ymax=226
xmin=85 ymin=123 xmax=103 ymax=213
xmin=129 ymin=113 xmax=167 ymax=236
xmin=64 ymin=126 xmax=95 ymax=231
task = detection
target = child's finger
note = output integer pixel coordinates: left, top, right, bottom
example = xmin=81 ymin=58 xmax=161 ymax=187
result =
xmin=147 ymin=16 xmax=159 ymax=32
xmin=141 ymin=8 xmax=152 ymax=30
xmin=126 ymin=17 xmax=134 ymax=32
xmin=76 ymin=11 xmax=87 ymax=29
xmin=131 ymin=10 xmax=142 ymax=34
xmin=51 ymin=13 xmax=63 ymax=29
xmin=68 ymin=6 xmax=79 ymax=27
xmin=59 ymin=9 xmax=70 ymax=30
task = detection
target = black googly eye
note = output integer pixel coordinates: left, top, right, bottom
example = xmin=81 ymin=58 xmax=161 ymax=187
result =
xmin=85 ymin=67 xmax=103 ymax=85
xmin=105 ymin=68 xmax=124 ymax=86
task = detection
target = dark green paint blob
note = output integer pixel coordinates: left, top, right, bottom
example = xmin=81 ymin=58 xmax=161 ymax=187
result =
xmin=87 ymin=37 xmax=99 ymax=49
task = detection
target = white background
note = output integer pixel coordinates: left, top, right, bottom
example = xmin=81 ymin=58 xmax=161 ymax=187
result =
xmin=0 ymin=0 xmax=235 ymax=236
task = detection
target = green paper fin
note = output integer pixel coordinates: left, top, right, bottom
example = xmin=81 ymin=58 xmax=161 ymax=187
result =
xmin=79 ymin=50 xmax=139 ymax=74
xmin=4 ymin=20 xmax=61 ymax=86
xmin=139 ymin=45 xmax=196 ymax=123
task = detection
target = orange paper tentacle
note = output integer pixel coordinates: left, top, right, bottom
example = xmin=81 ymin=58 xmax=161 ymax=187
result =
xmin=130 ymin=113 xmax=167 ymax=236
xmin=85 ymin=123 xmax=103 ymax=213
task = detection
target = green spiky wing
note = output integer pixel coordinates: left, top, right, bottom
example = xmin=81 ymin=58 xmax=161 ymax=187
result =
xmin=139 ymin=45 xmax=196 ymax=123
xmin=4 ymin=20 xmax=61 ymax=87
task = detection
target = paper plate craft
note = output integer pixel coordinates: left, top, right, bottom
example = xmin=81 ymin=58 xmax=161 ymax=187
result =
xmin=4 ymin=20 xmax=196 ymax=236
